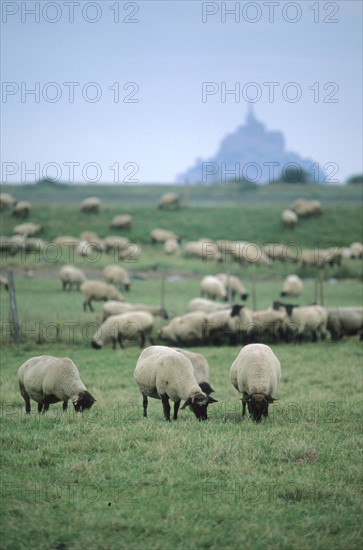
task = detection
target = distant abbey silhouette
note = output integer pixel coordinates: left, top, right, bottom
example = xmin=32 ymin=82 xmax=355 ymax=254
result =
xmin=177 ymin=107 xmax=326 ymax=184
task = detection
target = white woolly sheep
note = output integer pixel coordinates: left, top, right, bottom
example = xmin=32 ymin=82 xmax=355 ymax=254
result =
xmin=187 ymin=298 xmax=231 ymax=314
xmin=300 ymin=248 xmax=341 ymax=268
xmin=80 ymin=197 xmax=101 ymax=214
xmin=159 ymin=311 xmax=208 ymax=345
xmin=216 ymin=273 xmax=249 ymax=300
xmin=18 ymin=355 xmax=95 ymax=414
xmin=118 ymin=242 xmax=141 ymax=262
xmin=263 ymin=244 xmax=299 ymax=263
xmin=184 ymin=241 xmax=222 ymax=262
xmin=12 ymin=201 xmax=32 ymax=218
xmin=350 ymin=242 xmax=363 ymax=259
xmin=274 ymin=302 xmax=328 ymax=342
xmin=250 ymin=309 xmax=287 ymax=342
xmin=281 ymin=275 xmax=303 ymax=297
xmin=230 ymin=344 xmax=281 ymax=422
xmin=59 ymin=265 xmax=86 ymax=291
xmin=0 ymin=193 xmax=16 ymax=210
xmin=281 ymin=209 xmax=298 ymax=228
xmin=200 ymin=275 xmax=227 ymax=301
xmin=103 ymin=235 xmax=130 ymax=253
xmin=0 ymin=275 xmax=9 ymax=291
xmin=103 ymin=265 xmax=130 ymax=292
xmin=151 ymin=228 xmax=179 ymax=244
xmin=326 ymin=307 xmax=363 ymax=340
xmin=92 ymin=311 xmax=154 ymax=349
xmin=164 ymin=238 xmax=180 ymax=255
xmin=157 ymin=193 xmax=180 ymax=210
xmin=102 ymin=300 xmax=168 ymax=321
xmin=13 ymin=222 xmax=42 ymax=237
xmin=134 ymin=346 xmax=217 ymax=421
xmin=110 ymin=215 xmax=132 ymax=230
xmin=80 ymin=280 xmax=124 ymax=312
xmin=172 ymin=348 xmax=214 ymax=395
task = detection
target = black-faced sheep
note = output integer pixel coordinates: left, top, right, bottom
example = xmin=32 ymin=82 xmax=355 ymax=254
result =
xmin=91 ymin=312 xmax=154 ymax=349
xmin=280 ymin=275 xmax=303 ymax=297
xmin=200 ymin=275 xmax=228 ymax=301
xmin=230 ymin=343 xmax=281 ymax=422
xmin=134 ymin=346 xmax=217 ymax=421
xmin=18 ymin=355 xmax=95 ymax=414
xmin=159 ymin=311 xmax=208 ymax=345
xmin=109 ymin=215 xmax=132 ymax=230
xmin=216 ymin=273 xmax=249 ymax=300
xmin=326 ymin=307 xmax=363 ymax=340
xmin=59 ymin=265 xmax=86 ymax=291
xmin=103 ymin=265 xmax=130 ymax=292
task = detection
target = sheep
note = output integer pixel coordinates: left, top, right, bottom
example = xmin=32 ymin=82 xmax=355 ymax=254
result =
xmin=326 ymin=307 xmax=363 ymax=340
xmin=13 ymin=222 xmax=42 ymax=237
xmin=18 ymin=355 xmax=95 ymax=414
xmin=0 ymin=236 xmax=24 ymax=256
xmin=91 ymin=312 xmax=154 ymax=349
xmin=80 ymin=280 xmax=124 ymax=312
xmin=232 ymin=241 xmax=272 ymax=267
xmin=250 ymin=309 xmax=287 ymax=343
xmin=103 ymin=235 xmax=130 ymax=253
xmin=118 ymin=242 xmax=141 ymax=262
xmin=157 ymin=193 xmax=180 ymax=210
xmin=289 ymin=199 xmax=322 ymax=217
xmin=274 ymin=302 xmax=328 ymax=342
xmin=12 ymin=201 xmax=32 ymax=218
xmin=300 ymin=248 xmax=341 ymax=268
xmin=203 ymin=309 xmax=235 ymax=345
xmin=80 ymin=197 xmax=101 ymax=214
xmin=159 ymin=311 xmax=208 ymax=345
xmin=200 ymin=275 xmax=227 ymax=301
xmin=263 ymin=244 xmax=299 ymax=263
xmin=184 ymin=241 xmax=222 ymax=262
xmin=59 ymin=265 xmax=86 ymax=291
xmin=230 ymin=343 xmax=281 ymax=422
xmin=134 ymin=346 xmax=217 ymax=421
xmin=109 ymin=215 xmax=132 ymax=230
xmin=164 ymin=238 xmax=180 ymax=255
xmin=0 ymin=193 xmax=16 ymax=210
xmin=187 ymin=298 xmax=231 ymax=314
xmin=102 ymin=300 xmax=168 ymax=321
xmin=150 ymin=228 xmax=178 ymax=244
xmin=350 ymin=242 xmax=363 ymax=259
xmin=229 ymin=304 xmax=255 ymax=343
xmin=280 ymin=275 xmax=303 ymax=297
xmin=216 ymin=273 xmax=249 ymax=300
xmin=0 ymin=275 xmax=9 ymax=291
xmin=281 ymin=209 xmax=298 ymax=228
xmin=103 ymin=265 xmax=130 ymax=292
xmin=23 ymin=238 xmax=47 ymax=253
xmin=172 ymin=348 xmax=214 ymax=395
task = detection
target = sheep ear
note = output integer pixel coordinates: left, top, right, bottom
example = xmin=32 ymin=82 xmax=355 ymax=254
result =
xmin=267 ymin=395 xmax=277 ymax=403
xmin=181 ymin=398 xmax=192 ymax=410
xmin=207 ymin=396 xmax=218 ymax=404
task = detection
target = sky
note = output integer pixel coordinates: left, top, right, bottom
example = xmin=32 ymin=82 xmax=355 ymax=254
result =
xmin=1 ymin=0 xmax=362 ymax=184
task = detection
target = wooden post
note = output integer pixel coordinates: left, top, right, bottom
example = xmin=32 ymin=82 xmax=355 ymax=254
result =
xmin=319 ymin=267 xmax=324 ymax=306
xmin=7 ymin=271 xmax=21 ymax=345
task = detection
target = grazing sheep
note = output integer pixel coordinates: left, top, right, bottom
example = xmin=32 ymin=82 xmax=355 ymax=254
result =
xmin=102 ymin=301 xmax=168 ymax=321
xmin=91 ymin=312 xmax=154 ymax=349
xmin=59 ymin=265 xmax=86 ymax=291
xmin=187 ymin=298 xmax=231 ymax=314
xmin=118 ymin=242 xmax=141 ymax=262
xmin=326 ymin=307 xmax=363 ymax=340
xmin=80 ymin=197 xmax=101 ymax=214
xmin=157 ymin=193 xmax=180 ymax=210
xmin=12 ymin=201 xmax=32 ymax=218
xmin=229 ymin=304 xmax=255 ymax=342
xmin=172 ymin=348 xmax=214 ymax=395
xmin=203 ymin=309 xmax=235 ymax=345
xmin=164 ymin=238 xmax=180 ymax=255
xmin=184 ymin=241 xmax=222 ymax=262
xmin=274 ymin=302 xmax=328 ymax=342
xmin=0 ymin=235 xmax=24 ymax=255
xmin=350 ymin=242 xmax=363 ymax=259
xmin=263 ymin=244 xmax=299 ymax=263
xmin=289 ymin=199 xmax=322 ymax=218
xmin=13 ymin=222 xmax=42 ymax=237
xmin=151 ymin=228 xmax=179 ymax=244
xmin=216 ymin=273 xmax=248 ymax=300
xmin=232 ymin=241 xmax=272 ymax=267
xmin=134 ymin=346 xmax=217 ymax=421
xmin=103 ymin=235 xmax=130 ymax=253
xmin=103 ymin=265 xmax=130 ymax=292
xmin=250 ymin=309 xmax=287 ymax=343
xmin=200 ymin=275 xmax=227 ymax=301
xmin=230 ymin=343 xmax=281 ymax=422
xmin=281 ymin=209 xmax=298 ymax=228
xmin=18 ymin=355 xmax=95 ymax=414
xmin=300 ymin=248 xmax=341 ymax=268
xmin=159 ymin=311 xmax=208 ymax=345
xmin=80 ymin=281 xmax=124 ymax=312
xmin=281 ymin=275 xmax=303 ymax=297
xmin=110 ymin=215 xmax=132 ymax=230
xmin=0 ymin=275 xmax=9 ymax=291
xmin=0 ymin=193 xmax=16 ymax=210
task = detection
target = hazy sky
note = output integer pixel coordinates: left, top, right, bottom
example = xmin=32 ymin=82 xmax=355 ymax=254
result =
xmin=1 ymin=0 xmax=362 ymax=184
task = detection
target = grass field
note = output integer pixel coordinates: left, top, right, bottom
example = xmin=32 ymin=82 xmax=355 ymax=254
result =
xmin=1 ymin=183 xmax=362 ymax=549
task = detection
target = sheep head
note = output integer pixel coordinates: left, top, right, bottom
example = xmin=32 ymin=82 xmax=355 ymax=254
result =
xmin=73 ymin=391 xmax=96 ymax=412
xmin=244 ymin=393 xmax=277 ymax=422
xmin=181 ymin=392 xmax=218 ymax=421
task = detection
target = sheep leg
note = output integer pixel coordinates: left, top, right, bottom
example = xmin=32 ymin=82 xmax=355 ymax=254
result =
xmin=142 ymin=395 xmax=148 ymax=417
xmin=117 ymin=334 xmax=124 ymax=349
xmin=62 ymin=280 xmax=66 ymax=291
xmin=112 ymin=338 xmax=117 ymax=350
xmin=19 ymin=383 xmax=31 ymax=414
xmin=88 ymin=300 xmax=94 ymax=312
xmin=37 ymin=403 xmax=44 ymax=413
xmin=173 ymin=400 xmax=181 ymax=420
xmin=63 ymin=401 xmax=68 ymax=412
xmin=161 ymin=394 xmax=171 ymax=421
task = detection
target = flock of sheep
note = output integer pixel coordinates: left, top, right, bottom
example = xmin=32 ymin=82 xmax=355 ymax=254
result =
xmin=17 ymin=342 xmax=280 ymax=423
